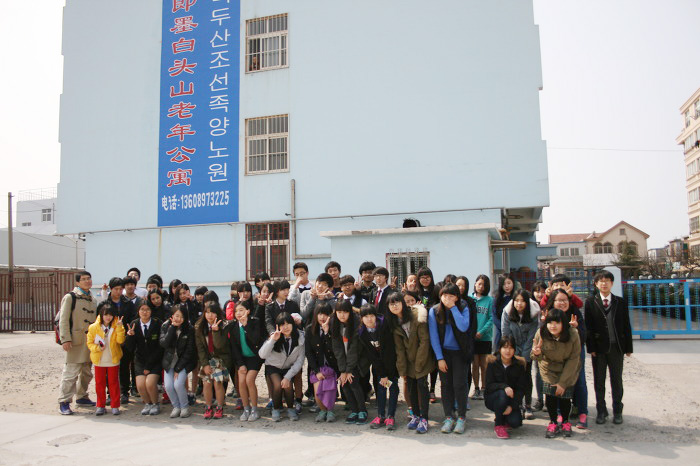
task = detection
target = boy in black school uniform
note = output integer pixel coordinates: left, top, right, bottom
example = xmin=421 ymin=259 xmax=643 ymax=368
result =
xmin=370 ymin=267 xmax=392 ymax=317
xmin=357 ymin=261 xmax=377 ymax=304
xmin=325 ymin=261 xmax=343 ymax=295
xmin=584 ymin=270 xmax=633 ymax=425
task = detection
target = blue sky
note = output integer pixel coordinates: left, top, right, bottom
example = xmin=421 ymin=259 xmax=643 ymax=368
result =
xmin=0 ymin=0 xmax=698 ymax=249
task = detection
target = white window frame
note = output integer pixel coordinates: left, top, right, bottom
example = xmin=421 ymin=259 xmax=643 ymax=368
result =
xmin=245 ymin=114 xmax=289 ymax=175
xmin=41 ymin=208 xmax=52 ymax=222
xmin=560 ymin=248 xmax=570 ymax=257
xmin=245 ymin=14 xmax=288 ymax=73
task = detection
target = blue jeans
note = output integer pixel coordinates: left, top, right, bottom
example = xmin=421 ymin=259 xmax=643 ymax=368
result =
xmin=163 ymin=368 xmax=189 ymax=409
xmin=492 ymin=321 xmax=502 ymax=349
xmin=573 ymin=347 xmax=589 ymax=415
xmin=374 ymin=375 xmax=399 ymax=418
xmin=485 ymin=390 xmax=522 ymax=427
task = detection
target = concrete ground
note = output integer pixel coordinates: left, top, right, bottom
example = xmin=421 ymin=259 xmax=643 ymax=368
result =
xmin=0 ymin=333 xmax=698 ymax=465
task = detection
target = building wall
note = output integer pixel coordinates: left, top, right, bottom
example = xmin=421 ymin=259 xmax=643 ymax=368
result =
xmin=587 ymin=226 xmax=648 ymax=256
xmin=678 ymin=87 xmax=700 ymax=254
xmin=0 ymin=230 xmax=85 ymax=269
xmin=58 ymin=0 xmax=548 ymax=285
xmin=15 ymin=198 xmax=57 ymax=235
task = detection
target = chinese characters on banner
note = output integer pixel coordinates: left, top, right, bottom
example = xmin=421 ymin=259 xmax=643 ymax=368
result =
xmin=158 ymin=0 xmax=240 ymax=226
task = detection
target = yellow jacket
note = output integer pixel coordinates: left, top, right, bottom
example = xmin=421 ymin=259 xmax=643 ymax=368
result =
xmin=87 ymin=316 xmax=126 ymax=365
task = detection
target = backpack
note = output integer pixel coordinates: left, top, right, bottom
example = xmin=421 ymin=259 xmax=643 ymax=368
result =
xmin=54 ymin=292 xmax=77 ymax=345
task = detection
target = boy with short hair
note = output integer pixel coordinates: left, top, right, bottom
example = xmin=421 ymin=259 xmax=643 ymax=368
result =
xmin=370 ymin=267 xmax=391 ymax=317
xmin=338 ymin=274 xmax=367 ymax=309
xmin=357 ymin=261 xmax=377 ymax=304
xmin=126 ymin=267 xmax=148 ymax=299
xmin=122 ymin=276 xmax=144 ymax=309
xmin=584 ymin=271 xmax=633 ymax=425
xmin=324 ymin=261 xmax=342 ymax=294
xmin=300 ymin=273 xmax=336 ymax=322
xmin=540 ymin=274 xmax=584 ymax=309
xmin=289 ymin=262 xmax=313 ymax=305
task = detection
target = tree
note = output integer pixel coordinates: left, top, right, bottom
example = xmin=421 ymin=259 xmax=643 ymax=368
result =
xmin=613 ymin=241 xmax=642 ymax=279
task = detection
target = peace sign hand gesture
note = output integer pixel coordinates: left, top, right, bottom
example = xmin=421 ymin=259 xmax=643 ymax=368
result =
xmin=211 ymin=319 xmax=222 ymax=332
xmin=270 ymin=325 xmax=282 ymax=341
xmin=569 ymin=314 xmax=578 ymax=329
xmin=532 ymin=337 xmax=543 ymax=356
xmin=126 ymin=323 xmax=136 ymax=336
xmin=117 ymin=316 xmax=124 ymax=327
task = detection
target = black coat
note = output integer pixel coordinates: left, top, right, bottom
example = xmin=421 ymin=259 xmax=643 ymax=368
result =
xmin=227 ymin=317 xmax=266 ymax=367
xmin=125 ymin=318 xmax=164 ymax=371
xmin=370 ymin=286 xmax=392 ymax=317
xmin=485 ymin=354 xmax=528 ymax=408
xmin=109 ymin=296 xmax=136 ymax=328
xmin=583 ymin=294 xmax=633 ymax=355
xmin=159 ymin=320 xmax=197 ymax=373
xmin=357 ymin=315 xmax=398 ymax=379
xmin=264 ymin=299 xmax=301 ymax=335
xmin=305 ymin=324 xmax=339 ymax=374
xmin=331 ymin=319 xmax=369 ymax=375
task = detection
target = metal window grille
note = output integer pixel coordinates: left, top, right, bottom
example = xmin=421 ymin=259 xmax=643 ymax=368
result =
xmin=246 ymin=14 xmax=288 ymax=72
xmin=386 ymin=250 xmax=430 ymax=287
xmin=245 ymin=115 xmax=289 ymax=174
xmin=41 ymin=209 xmax=52 ymax=222
xmin=246 ymin=222 xmax=290 ymax=280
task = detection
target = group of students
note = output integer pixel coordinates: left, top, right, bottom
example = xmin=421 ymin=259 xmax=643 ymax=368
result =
xmin=57 ymin=262 xmax=633 ymax=439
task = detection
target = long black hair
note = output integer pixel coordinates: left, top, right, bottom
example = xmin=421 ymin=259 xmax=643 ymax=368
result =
xmin=434 ymin=283 xmax=463 ymax=325
xmin=473 ymin=274 xmax=491 ymax=297
xmin=540 ymin=308 xmax=571 ymax=342
xmin=96 ymin=301 xmax=117 ymax=325
xmin=495 ymin=274 xmax=515 ymax=311
xmin=330 ymin=299 xmax=358 ymax=340
xmin=273 ymin=312 xmax=299 ymax=352
xmin=196 ymin=301 xmax=225 ymax=337
xmin=169 ymin=304 xmax=191 ymax=331
xmin=544 ymin=288 xmax=575 ymax=314
xmin=386 ymin=291 xmax=410 ymax=325
xmin=310 ymin=302 xmax=333 ymax=336
xmin=416 ymin=266 xmax=438 ymax=307
xmin=508 ymin=289 xmax=533 ymax=323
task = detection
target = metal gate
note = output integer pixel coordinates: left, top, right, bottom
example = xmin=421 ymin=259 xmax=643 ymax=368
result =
xmin=0 ymin=269 xmax=79 ymax=332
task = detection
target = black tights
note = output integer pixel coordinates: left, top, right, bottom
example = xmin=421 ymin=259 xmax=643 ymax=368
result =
xmin=269 ymin=373 xmax=294 ymax=410
xmin=546 ymin=395 xmax=571 ymax=423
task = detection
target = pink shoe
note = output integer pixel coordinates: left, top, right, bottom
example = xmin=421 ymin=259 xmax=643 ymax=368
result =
xmin=561 ymin=422 xmax=572 ymax=437
xmin=576 ymin=414 xmax=588 ymax=429
xmin=369 ymin=416 xmax=385 ymax=429
xmin=494 ymin=425 xmax=509 ymax=439
xmin=556 ymin=414 xmax=563 ymax=425
xmin=545 ymin=422 xmax=558 ymax=438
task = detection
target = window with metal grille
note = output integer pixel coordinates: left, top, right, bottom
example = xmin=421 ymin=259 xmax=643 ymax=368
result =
xmin=387 ymin=250 xmax=429 ymax=287
xmin=246 ymin=14 xmax=288 ymax=72
xmin=560 ymin=248 xmax=570 ymax=257
xmin=245 ymin=115 xmax=289 ymax=174
xmin=246 ymin=222 xmax=290 ymax=280
xmin=41 ymin=208 xmax=52 ymax=222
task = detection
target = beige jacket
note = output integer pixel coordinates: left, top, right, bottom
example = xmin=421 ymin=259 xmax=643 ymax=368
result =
xmin=59 ymin=287 xmax=98 ymax=364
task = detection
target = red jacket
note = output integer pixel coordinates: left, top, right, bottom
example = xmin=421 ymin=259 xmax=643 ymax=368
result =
xmin=540 ymin=292 xmax=583 ymax=310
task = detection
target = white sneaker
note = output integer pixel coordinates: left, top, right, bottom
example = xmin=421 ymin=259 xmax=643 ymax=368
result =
xmin=149 ymin=403 xmax=160 ymax=415
xmin=248 ymin=408 xmax=260 ymax=422
xmin=141 ymin=403 xmax=152 ymax=415
xmin=170 ymin=407 xmax=181 ymax=418
xmin=240 ymin=408 xmax=250 ymax=421
xmin=180 ymin=407 xmax=191 ymax=418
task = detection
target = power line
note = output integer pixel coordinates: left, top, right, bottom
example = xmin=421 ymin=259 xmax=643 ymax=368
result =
xmin=548 ymin=147 xmax=680 ymax=153
xmin=12 ymin=230 xmax=79 ymax=250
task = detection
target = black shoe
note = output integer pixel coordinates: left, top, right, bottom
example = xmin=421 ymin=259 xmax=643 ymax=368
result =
xmin=120 ymin=394 xmax=129 ymax=404
xmin=595 ymin=412 xmax=608 ymax=424
xmin=613 ymin=413 xmax=623 ymax=424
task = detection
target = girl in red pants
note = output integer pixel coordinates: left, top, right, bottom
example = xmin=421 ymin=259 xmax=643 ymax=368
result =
xmin=87 ymin=302 xmax=126 ymax=415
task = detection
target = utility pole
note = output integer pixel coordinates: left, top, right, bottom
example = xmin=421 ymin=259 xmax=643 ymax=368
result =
xmin=7 ymin=192 xmax=14 ymax=326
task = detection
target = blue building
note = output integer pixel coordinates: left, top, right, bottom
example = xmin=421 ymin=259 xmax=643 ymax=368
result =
xmin=57 ymin=0 xmax=549 ymax=292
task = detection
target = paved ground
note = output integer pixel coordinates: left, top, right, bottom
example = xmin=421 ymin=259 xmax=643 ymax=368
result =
xmin=0 ymin=333 xmax=698 ymax=464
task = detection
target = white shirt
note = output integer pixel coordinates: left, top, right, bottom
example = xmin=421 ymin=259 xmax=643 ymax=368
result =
xmin=600 ymin=292 xmax=612 ymax=307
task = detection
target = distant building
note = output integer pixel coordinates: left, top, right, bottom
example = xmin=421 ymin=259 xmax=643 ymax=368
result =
xmin=677 ymin=87 xmax=700 ymax=257
xmin=15 ymin=188 xmax=57 ymax=235
xmin=539 ymin=221 xmax=649 ymax=276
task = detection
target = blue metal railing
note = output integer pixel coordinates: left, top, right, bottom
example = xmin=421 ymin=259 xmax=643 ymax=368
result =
xmin=622 ymin=279 xmax=700 ymax=339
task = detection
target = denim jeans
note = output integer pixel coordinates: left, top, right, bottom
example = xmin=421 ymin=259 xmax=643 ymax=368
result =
xmin=485 ymin=389 xmax=522 ymax=427
xmin=374 ymin=375 xmax=399 ymax=418
xmin=163 ymin=368 xmax=189 ymax=408
xmin=572 ymin=346 xmax=588 ymax=415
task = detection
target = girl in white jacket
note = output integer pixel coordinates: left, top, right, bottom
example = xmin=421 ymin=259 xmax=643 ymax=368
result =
xmin=258 ymin=312 xmax=305 ymax=422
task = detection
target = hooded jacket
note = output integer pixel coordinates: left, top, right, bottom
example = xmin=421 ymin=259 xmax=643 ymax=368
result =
xmin=87 ymin=315 xmax=126 ymax=366
xmin=500 ymin=298 xmax=541 ymax=362
xmin=485 ymin=353 xmax=528 ymax=409
xmin=393 ymin=304 xmax=436 ymax=379
xmin=159 ymin=320 xmax=197 ymax=373
xmin=530 ymin=327 xmax=581 ymax=389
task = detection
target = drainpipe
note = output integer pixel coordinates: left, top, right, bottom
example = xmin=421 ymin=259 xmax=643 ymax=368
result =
xmin=290 ymin=179 xmax=330 ymax=260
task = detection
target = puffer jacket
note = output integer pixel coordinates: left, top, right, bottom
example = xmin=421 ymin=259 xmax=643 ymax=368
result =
xmin=393 ymin=304 xmax=435 ymax=379
xmin=86 ymin=316 xmax=126 ymax=365
xmin=500 ymin=299 xmax=541 ymax=362
xmin=530 ymin=327 xmax=581 ymax=389
xmin=159 ymin=320 xmax=197 ymax=373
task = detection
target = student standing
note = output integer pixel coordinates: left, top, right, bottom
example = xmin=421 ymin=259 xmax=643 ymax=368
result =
xmin=470 ymin=274 xmax=493 ymax=400
xmin=195 ymin=302 xmax=232 ymax=420
xmin=160 ymin=305 xmax=197 ymax=418
xmin=228 ymin=300 xmax=266 ymax=422
xmin=584 ymin=270 xmax=633 ymax=425
xmin=428 ymin=284 xmax=471 ymax=434
xmin=87 ymin=302 xmax=126 ymax=416
xmin=531 ymin=309 xmax=581 ymax=438
xmin=125 ymin=302 xmax=164 ymax=415
xmin=501 ymin=289 xmax=540 ymax=419
xmin=289 ymin=262 xmax=314 ymax=305
xmin=357 ymin=261 xmax=378 ymax=304
xmin=493 ymin=274 xmax=515 ymax=350
xmin=370 ymin=267 xmax=392 ymax=317
xmin=389 ymin=292 xmax=435 ymax=434
xmin=305 ymin=303 xmax=340 ymax=422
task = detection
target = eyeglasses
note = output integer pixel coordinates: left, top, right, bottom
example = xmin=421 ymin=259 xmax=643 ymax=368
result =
xmin=554 ymin=299 xmax=569 ymax=304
